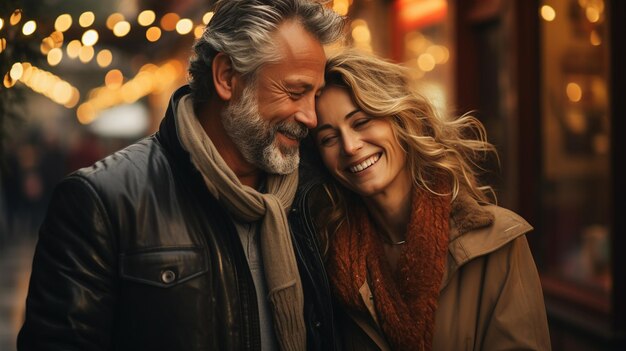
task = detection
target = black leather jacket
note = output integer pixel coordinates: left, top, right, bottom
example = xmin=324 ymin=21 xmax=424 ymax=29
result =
xmin=18 ymin=86 xmax=337 ymax=350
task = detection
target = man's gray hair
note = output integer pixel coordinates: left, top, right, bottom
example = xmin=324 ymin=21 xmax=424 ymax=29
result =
xmin=188 ymin=0 xmax=345 ymax=105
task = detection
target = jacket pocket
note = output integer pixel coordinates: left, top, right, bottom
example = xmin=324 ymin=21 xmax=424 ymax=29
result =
xmin=120 ymin=247 xmax=208 ymax=288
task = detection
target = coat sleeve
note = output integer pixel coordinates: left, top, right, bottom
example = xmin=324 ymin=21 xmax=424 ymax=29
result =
xmin=17 ymin=176 xmax=117 ymax=351
xmin=482 ymin=235 xmax=552 ymax=351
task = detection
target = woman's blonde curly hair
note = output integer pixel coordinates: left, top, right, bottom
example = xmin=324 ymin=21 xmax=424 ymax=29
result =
xmin=313 ymin=49 xmax=498 ymax=255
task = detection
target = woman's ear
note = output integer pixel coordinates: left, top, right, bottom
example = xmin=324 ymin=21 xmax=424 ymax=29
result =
xmin=212 ymin=52 xmax=237 ymax=101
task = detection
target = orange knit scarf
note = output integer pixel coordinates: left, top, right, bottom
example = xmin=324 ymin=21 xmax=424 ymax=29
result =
xmin=327 ymin=186 xmax=450 ymax=350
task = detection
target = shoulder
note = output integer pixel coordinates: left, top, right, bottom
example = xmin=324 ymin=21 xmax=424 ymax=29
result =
xmin=448 ymin=205 xmax=533 ymax=266
xmin=60 ymin=135 xmax=175 ymax=209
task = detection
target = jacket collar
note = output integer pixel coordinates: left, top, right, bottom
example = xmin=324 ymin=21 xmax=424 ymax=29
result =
xmin=156 ymin=85 xmax=196 ymax=172
xmin=441 ymin=193 xmax=533 ymax=290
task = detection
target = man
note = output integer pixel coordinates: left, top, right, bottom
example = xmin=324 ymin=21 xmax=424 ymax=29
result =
xmin=17 ymin=1 xmax=345 ymax=350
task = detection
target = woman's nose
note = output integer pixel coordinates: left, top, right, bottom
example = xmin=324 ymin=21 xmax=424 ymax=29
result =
xmin=341 ymin=131 xmax=363 ymax=156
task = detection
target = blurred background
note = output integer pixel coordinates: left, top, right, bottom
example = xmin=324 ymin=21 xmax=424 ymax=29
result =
xmin=0 ymin=0 xmax=623 ymax=350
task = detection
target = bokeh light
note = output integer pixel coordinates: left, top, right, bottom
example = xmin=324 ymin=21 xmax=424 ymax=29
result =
xmin=55 ymin=14 xmax=72 ymax=32
xmin=79 ymin=11 xmax=95 ymax=27
xmin=22 ymin=20 xmax=36 ymax=35
xmin=138 ymin=10 xmax=156 ymax=26
xmin=97 ymin=49 xmax=113 ymax=68
xmin=82 ymin=29 xmax=99 ymax=46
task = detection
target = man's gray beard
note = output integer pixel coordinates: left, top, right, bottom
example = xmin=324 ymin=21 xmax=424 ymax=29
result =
xmin=221 ymin=84 xmax=308 ymax=175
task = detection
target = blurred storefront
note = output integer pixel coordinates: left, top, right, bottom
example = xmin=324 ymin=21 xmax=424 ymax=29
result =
xmin=1 ymin=0 xmax=624 ymax=350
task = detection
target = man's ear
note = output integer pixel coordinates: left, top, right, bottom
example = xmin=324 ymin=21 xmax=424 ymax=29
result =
xmin=212 ymin=52 xmax=238 ymax=101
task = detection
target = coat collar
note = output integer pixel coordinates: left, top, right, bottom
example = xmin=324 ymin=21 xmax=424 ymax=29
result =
xmin=441 ymin=192 xmax=533 ymax=290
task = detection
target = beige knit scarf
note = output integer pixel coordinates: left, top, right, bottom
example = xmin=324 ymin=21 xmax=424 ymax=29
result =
xmin=176 ymin=95 xmax=305 ymax=351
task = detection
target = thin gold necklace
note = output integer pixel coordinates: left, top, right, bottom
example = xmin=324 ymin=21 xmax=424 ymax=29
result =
xmin=379 ymin=234 xmax=406 ymax=246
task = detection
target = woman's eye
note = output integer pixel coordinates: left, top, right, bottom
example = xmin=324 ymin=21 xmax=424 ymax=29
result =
xmin=353 ymin=118 xmax=371 ymax=128
xmin=319 ymin=135 xmax=337 ymax=146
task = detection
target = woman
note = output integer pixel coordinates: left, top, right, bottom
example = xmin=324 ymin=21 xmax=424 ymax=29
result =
xmin=302 ymin=49 xmax=551 ymax=350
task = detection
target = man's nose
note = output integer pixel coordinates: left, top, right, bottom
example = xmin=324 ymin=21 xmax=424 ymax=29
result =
xmin=294 ymin=96 xmax=317 ymax=129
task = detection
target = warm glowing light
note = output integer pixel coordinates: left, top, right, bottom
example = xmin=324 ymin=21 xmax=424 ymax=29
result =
xmin=55 ymin=14 xmax=72 ymax=32
xmin=20 ymin=62 xmax=33 ymax=81
xmin=10 ymin=62 xmax=23 ymax=81
xmin=397 ymin=0 xmax=446 ymax=29
xmin=427 ymin=45 xmax=449 ymax=64
xmin=194 ymin=25 xmax=204 ymax=39
xmin=105 ymin=69 xmax=124 ymax=89
xmin=47 ymin=48 xmax=63 ymax=66
xmin=10 ymin=10 xmax=22 ymax=26
xmin=0 ymin=38 xmax=5 ymax=54
xmin=77 ymin=103 xmax=96 ymax=124
xmin=202 ymin=12 xmax=214 ymax=25
xmin=4 ymin=72 xmax=16 ymax=88
xmin=113 ymin=21 xmax=131 ymax=37
xmin=22 ymin=20 xmax=36 ymax=35
xmin=82 ymin=29 xmax=99 ymax=46
xmin=53 ymin=81 xmax=73 ymax=104
xmin=351 ymin=25 xmax=371 ymax=43
xmin=79 ymin=45 xmax=95 ymax=63
xmin=585 ymin=7 xmax=600 ymax=23
xmin=176 ymin=19 xmax=193 ymax=35
xmin=13 ymin=63 xmax=79 ymax=108
xmin=106 ymin=13 xmax=124 ymax=30
xmin=40 ymin=37 xmax=53 ymax=54
xmin=65 ymin=88 xmax=80 ymax=108
xmin=67 ymin=40 xmax=82 ymax=58
xmin=50 ymin=31 xmax=64 ymax=47
xmin=146 ymin=26 xmax=161 ymax=42
xmin=540 ymin=5 xmax=556 ymax=21
xmin=97 ymin=49 xmax=113 ymax=67
xmin=333 ymin=0 xmax=350 ymax=16
xmin=566 ymin=82 xmax=583 ymax=102
xmin=79 ymin=11 xmax=95 ymax=27
xmin=138 ymin=10 xmax=156 ymax=26
xmin=590 ymin=30 xmax=602 ymax=46
xmin=160 ymin=13 xmax=180 ymax=31
xmin=417 ymin=53 xmax=436 ymax=72
xmin=0 ymin=18 xmax=4 ymax=30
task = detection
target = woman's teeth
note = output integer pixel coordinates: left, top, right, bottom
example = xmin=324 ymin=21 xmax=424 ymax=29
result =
xmin=349 ymin=153 xmax=380 ymax=173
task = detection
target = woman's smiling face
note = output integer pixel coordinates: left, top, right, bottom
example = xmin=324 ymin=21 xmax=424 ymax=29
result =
xmin=314 ymin=85 xmax=411 ymax=198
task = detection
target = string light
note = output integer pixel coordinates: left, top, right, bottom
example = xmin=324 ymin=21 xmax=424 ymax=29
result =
xmin=146 ymin=26 xmax=161 ymax=42
xmin=10 ymin=9 xmax=22 ymax=26
xmin=106 ymin=13 xmax=124 ymax=30
xmin=54 ymin=14 xmax=72 ymax=32
xmin=138 ymin=10 xmax=156 ymax=26
xmin=540 ymin=5 xmax=556 ymax=22
xmin=78 ymin=45 xmax=95 ymax=62
xmin=7 ymin=62 xmax=80 ymax=108
xmin=22 ymin=20 xmax=36 ymax=35
xmin=96 ymin=49 xmax=113 ymax=68
xmin=202 ymin=12 xmax=214 ymax=25
xmin=79 ymin=11 xmax=95 ymax=27
xmin=194 ymin=25 xmax=204 ymax=39
xmin=66 ymin=40 xmax=82 ymax=58
xmin=113 ymin=20 xmax=131 ymax=37
xmin=175 ymin=19 xmax=193 ymax=35
xmin=80 ymin=60 xmax=183 ymax=124
xmin=160 ymin=13 xmax=179 ymax=31
xmin=0 ymin=18 xmax=4 ymax=30
xmin=82 ymin=29 xmax=99 ymax=46
xmin=47 ymin=48 xmax=63 ymax=66
xmin=10 ymin=62 xmax=24 ymax=81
